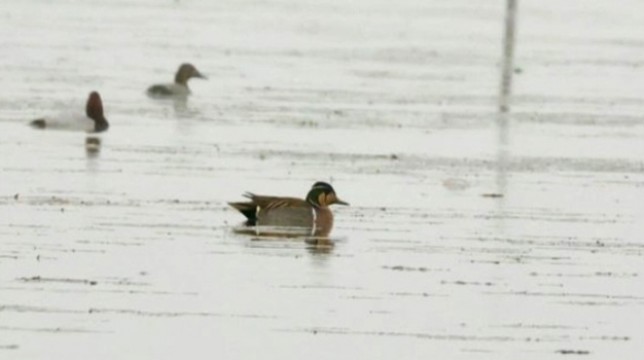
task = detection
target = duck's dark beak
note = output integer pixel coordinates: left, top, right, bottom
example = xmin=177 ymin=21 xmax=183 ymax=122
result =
xmin=335 ymin=198 xmax=349 ymax=206
xmin=195 ymin=71 xmax=207 ymax=80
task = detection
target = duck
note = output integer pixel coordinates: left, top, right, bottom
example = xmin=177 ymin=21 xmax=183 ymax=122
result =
xmin=147 ymin=63 xmax=206 ymax=97
xmin=30 ymin=91 xmax=109 ymax=133
xmin=228 ymin=182 xmax=349 ymax=237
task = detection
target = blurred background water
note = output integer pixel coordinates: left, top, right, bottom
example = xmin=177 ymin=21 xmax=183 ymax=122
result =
xmin=0 ymin=0 xmax=643 ymax=359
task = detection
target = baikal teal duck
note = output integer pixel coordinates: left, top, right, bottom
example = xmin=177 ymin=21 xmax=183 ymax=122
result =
xmin=228 ymin=182 xmax=349 ymax=237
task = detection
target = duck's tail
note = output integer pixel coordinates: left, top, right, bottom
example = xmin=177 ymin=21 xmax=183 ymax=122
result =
xmin=228 ymin=201 xmax=257 ymax=226
xmin=30 ymin=119 xmax=46 ymax=128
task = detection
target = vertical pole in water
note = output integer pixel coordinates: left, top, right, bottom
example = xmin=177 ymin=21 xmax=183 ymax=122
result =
xmin=499 ymin=0 xmax=518 ymax=112
xmin=495 ymin=0 xmax=518 ymax=220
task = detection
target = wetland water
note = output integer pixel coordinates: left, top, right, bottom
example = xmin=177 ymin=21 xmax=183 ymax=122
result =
xmin=1 ymin=0 xmax=643 ymax=358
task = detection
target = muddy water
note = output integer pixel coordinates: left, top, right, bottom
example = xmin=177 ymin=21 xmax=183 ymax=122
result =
xmin=1 ymin=0 xmax=643 ymax=359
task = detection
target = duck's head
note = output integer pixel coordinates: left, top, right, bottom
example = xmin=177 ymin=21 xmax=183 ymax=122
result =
xmin=85 ymin=91 xmax=108 ymax=132
xmin=306 ymin=182 xmax=349 ymax=207
xmin=86 ymin=91 xmax=107 ymax=123
xmin=175 ymin=63 xmax=206 ymax=85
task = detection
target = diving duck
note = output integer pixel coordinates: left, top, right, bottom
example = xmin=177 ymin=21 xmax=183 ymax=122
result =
xmin=228 ymin=182 xmax=349 ymax=237
xmin=147 ymin=63 xmax=206 ymax=97
xmin=30 ymin=91 xmax=109 ymax=133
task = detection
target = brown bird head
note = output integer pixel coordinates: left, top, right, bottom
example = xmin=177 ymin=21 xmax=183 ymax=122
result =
xmin=85 ymin=91 xmax=103 ymax=120
xmin=85 ymin=91 xmax=108 ymax=132
xmin=175 ymin=63 xmax=206 ymax=85
xmin=306 ymin=182 xmax=349 ymax=208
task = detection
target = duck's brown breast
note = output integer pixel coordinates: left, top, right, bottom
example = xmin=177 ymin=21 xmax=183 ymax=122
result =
xmin=313 ymin=207 xmax=334 ymax=237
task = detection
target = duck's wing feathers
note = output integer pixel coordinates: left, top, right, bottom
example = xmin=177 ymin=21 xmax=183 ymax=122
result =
xmin=228 ymin=194 xmax=309 ymax=226
xmin=244 ymin=194 xmax=309 ymax=209
xmin=147 ymin=85 xmax=174 ymax=96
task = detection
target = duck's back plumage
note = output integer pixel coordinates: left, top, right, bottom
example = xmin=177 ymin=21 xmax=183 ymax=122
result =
xmin=147 ymin=83 xmax=190 ymax=97
xmin=29 ymin=115 xmax=96 ymax=132
xmin=228 ymin=194 xmax=313 ymax=227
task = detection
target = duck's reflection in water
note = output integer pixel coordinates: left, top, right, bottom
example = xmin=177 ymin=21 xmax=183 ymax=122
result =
xmin=233 ymin=225 xmax=337 ymax=254
xmin=171 ymin=96 xmax=203 ymax=119
xmin=305 ymin=237 xmax=335 ymax=255
xmin=85 ymin=136 xmax=101 ymax=158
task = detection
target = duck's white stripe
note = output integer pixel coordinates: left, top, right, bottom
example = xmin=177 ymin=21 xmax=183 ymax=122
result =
xmin=310 ymin=208 xmax=317 ymax=236
xmin=255 ymin=205 xmax=260 ymax=236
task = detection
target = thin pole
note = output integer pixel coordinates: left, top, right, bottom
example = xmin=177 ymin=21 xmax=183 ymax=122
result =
xmin=499 ymin=0 xmax=518 ymax=112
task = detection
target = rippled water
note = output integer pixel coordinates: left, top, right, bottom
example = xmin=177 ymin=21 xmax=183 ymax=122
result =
xmin=1 ymin=0 xmax=643 ymax=359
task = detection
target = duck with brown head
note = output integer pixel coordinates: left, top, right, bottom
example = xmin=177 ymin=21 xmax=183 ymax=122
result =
xmin=228 ymin=181 xmax=349 ymax=237
xmin=29 ymin=91 xmax=109 ymax=133
xmin=147 ymin=63 xmax=206 ymax=97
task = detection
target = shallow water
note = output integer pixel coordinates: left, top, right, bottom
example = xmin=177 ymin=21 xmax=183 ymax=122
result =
xmin=1 ymin=0 xmax=644 ymax=359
